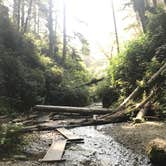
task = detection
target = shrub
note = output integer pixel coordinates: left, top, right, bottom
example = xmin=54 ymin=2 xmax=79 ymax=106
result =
xmin=102 ymin=87 xmax=119 ymax=108
xmin=0 ymin=4 xmax=91 ymax=114
xmin=105 ymin=9 xmax=166 ymax=103
xmin=0 ymin=123 xmax=23 ymax=157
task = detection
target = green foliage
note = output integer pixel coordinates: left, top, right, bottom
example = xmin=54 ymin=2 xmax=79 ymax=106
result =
xmin=0 ymin=9 xmax=46 ymax=113
xmin=46 ymin=86 xmax=90 ymax=107
xmin=107 ymin=34 xmax=152 ymax=97
xmin=102 ymin=87 xmax=119 ymax=108
xmin=102 ymin=8 xmax=166 ymax=108
xmin=45 ymin=57 xmax=91 ymax=107
xmin=0 ymin=6 xmax=91 ymax=115
xmin=0 ymin=123 xmax=23 ymax=157
xmin=0 ymin=97 xmax=13 ymax=115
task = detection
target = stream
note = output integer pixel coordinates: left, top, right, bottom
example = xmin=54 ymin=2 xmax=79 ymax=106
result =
xmin=2 ymin=103 xmax=164 ymax=165
xmin=63 ymin=125 xmax=151 ymax=166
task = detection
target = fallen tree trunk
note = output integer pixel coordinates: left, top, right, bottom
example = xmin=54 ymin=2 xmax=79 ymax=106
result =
xmin=118 ymin=62 xmax=166 ymax=110
xmin=29 ymin=90 xmax=156 ymax=131
xmin=23 ymin=63 xmax=165 ymax=132
xmin=33 ymin=105 xmax=113 ymax=115
xmin=134 ymin=102 xmax=151 ymax=123
xmin=100 ymin=89 xmax=155 ymax=120
xmin=33 ymin=63 xmax=165 ymax=118
xmin=20 ymin=95 xmax=156 ymax=133
xmin=74 ymin=77 xmax=105 ymax=88
xmin=101 ymin=63 xmax=166 ymax=120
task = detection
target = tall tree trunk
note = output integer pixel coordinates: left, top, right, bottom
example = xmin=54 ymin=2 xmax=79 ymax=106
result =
xmin=37 ymin=0 xmax=40 ymax=34
xmin=138 ymin=8 xmax=146 ymax=33
xmin=48 ymin=0 xmax=55 ymax=57
xmin=17 ymin=0 xmax=21 ymax=30
xmin=23 ymin=0 xmax=33 ymax=33
xmin=152 ymin=0 xmax=157 ymax=7
xmin=13 ymin=0 xmax=21 ymax=30
xmin=62 ymin=0 xmax=67 ymax=63
xmin=145 ymin=0 xmax=150 ymax=9
xmin=21 ymin=0 xmax=25 ymax=31
xmin=54 ymin=13 xmax=58 ymax=55
xmin=164 ymin=0 xmax=166 ymax=5
xmin=33 ymin=0 xmax=37 ymax=33
xmin=133 ymin=0 xmax=146 ymax=33
xmin=111 ymin=0 xmax=120 ymax=54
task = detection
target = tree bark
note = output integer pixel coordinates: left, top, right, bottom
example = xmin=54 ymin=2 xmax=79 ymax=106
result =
xmin=101 ymin=89 xmax=155 ymax=120
xmin=48 ymin=0 xmax=55 ymax=57
xmin=100 ymin=62 xmax=164 ymax=120
xmin=23 ymin=0 xmax=33 ymax=33
xmin=13 ymin=0 xmax=21 ymax=30
xmin=22 ymin=91 xmax=157 ymax=132
xmin=62 ymin=0 xmax=67 ymax=63
xmin=21 ymin=0 xmax=25 ymax=31
xmin=133 ymin=0 xmax=146 ymax=33
xmin=152 ymin=0 xmax=157 ymax=8
xmin=33 ymin=105 xmax=113 ymax=115
xmin=118 ymin=62 xmax=166 ymax=110
xmin=37 ymin=0 xmax=40 ymax=34
xmin=75 ymin=77 xmax=105 ymax=88
xmin=111 ymin=0 xmax=120 ymax=54
xmin=164 ymin=0 xmax=166 ymax=5
xmin=134 ymin=102 xmax=151 ymax=123
xmin=33 ymin=0 xmax=37 ymax=33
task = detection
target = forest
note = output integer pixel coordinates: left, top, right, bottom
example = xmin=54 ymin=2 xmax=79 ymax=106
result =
xmin=0 ymin=0 xmax=166 ymax=166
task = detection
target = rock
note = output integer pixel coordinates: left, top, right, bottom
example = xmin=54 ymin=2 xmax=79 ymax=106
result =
xmin=133 ymin=118 xmax=145 ymax=123
xmin=146 ymin=138 xmax=166 ymax=166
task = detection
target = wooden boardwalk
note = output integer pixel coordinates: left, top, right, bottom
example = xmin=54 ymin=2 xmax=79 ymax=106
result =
xmin=41 ymin=139 xmax=67 ymax=162
xmin=57 ymin=128 xmax=83 ymax=141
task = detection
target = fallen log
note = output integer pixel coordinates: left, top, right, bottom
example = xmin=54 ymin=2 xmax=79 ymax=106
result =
xmin=100 ymin=63 xmax=166 ymax=121
xmin=100 ymin=90 xmax=155 ymax=120
xmin=118 ymin=62 xmax=166 ymax=110
xmin=74 ymin=77 xmax=105 ymax=88
xmin=12 ymin=114 xmax=38 ymax=123
xmin=22 ymin=93 xmax=154 ymax=132
xmin=33 ymin=105 xmax=113 ymax=115
xmin=0 ymin=115 xmax=8 ymax=119
xmin=21 ymin=114 xmax=125 ymax=132
xmin=133 ymin=102 xmax=151 ymax=123
xmin=32 ymin=63 xmax=165 ymax=124
xmin=144 ymin=116 xmax=161 ymax=121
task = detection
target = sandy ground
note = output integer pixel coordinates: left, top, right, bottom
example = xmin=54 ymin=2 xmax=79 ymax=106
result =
xmin=102 ymin=121 xmax=166 ymax=154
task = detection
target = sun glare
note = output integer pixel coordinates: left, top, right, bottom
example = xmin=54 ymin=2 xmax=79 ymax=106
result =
xmin=60 ymin=0 xmax=137 ymax=60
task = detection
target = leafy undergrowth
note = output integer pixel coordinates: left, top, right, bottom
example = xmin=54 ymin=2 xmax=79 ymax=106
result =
xmin=0 ymin=123 xmax=24 ymax=158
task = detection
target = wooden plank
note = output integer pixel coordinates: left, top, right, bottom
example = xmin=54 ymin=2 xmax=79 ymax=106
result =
xmin=57 ymin=128 xmax=83 ymax=141
xmin=41 ymin=140 xmax=67 ymax=162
